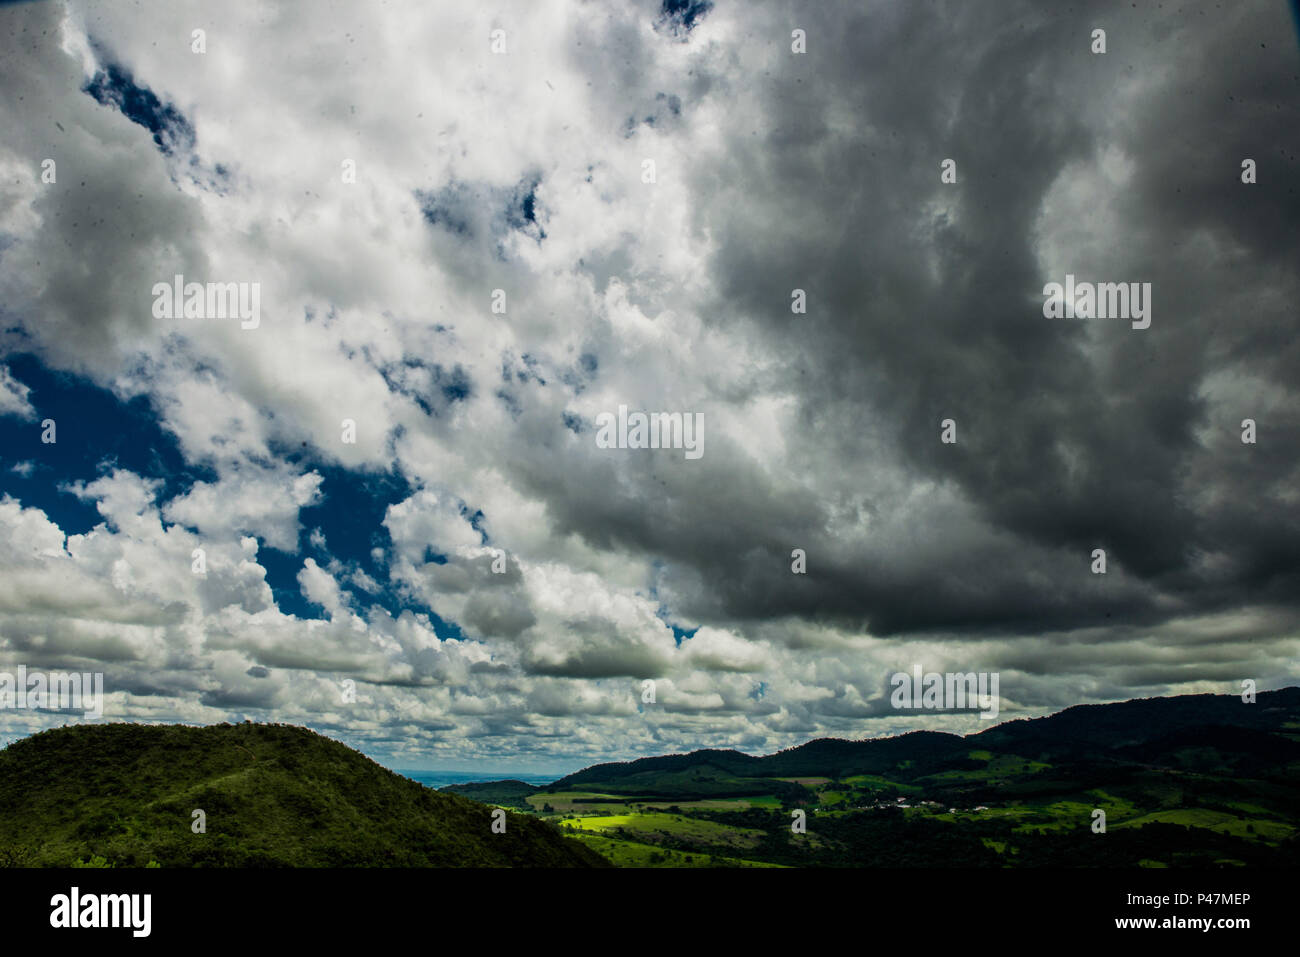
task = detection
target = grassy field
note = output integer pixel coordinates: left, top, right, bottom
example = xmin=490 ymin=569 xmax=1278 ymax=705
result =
xmin=842 ymin=774 xmax=924 ymax=794
xmin=492 ymin=691 xmax=1300 ymax=869
xmin=560 ymin=811 xmax=767 ymax=849
xmin=523 ymin=764 xmax=1299 ymax=868
xmin=525 ymin=791 xmax=635 ymax=815
xmin=919 ymin=755 xmax=1051 ymax=785
xmin=1113 ymin=809 xmax=1295 ymax=842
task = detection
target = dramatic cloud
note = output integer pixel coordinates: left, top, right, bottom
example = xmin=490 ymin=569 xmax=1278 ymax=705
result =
xmin=0 ymin=0 xmax=1296 ymax=771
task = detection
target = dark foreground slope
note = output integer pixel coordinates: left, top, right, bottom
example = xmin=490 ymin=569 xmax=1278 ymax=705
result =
xmin=0 ymin=723 xmax=606 ymax=867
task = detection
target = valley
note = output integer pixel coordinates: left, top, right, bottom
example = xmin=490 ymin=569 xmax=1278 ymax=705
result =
xmin=444 ymin=688 xmax=1300 ymax=868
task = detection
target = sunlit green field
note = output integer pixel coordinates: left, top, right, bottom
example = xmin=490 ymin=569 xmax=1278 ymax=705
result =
xmin=497 ymin=690 xmax=1300 ymax=869
xmin=525 ymin=791 xmax=633 ymax=815
xmin=560 ymin=812 xmax=767 ymax=849
xmin=1113 ymin=809 xmax=1294 ymax=842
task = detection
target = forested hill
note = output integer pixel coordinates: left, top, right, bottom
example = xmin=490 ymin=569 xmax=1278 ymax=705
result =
xmin=0 ymin=722 xmax=606 ymax=867
xmin=549 ymin=688 xmax=1300 ymax=792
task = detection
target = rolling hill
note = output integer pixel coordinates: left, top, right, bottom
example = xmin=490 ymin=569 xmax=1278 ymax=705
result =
xmin=550 ymin=689 xmax=1300 ymax=789
xmin=509 ymin=688 xmax=1300 ymax=867
xmin=0 ymin=722 xmax=606 ymax=868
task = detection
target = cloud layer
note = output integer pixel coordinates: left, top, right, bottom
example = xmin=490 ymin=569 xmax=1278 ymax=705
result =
xmin=0 ymin=0 xmax=1297 ymax=771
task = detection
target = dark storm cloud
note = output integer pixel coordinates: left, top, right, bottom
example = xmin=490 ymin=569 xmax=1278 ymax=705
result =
xmin=1 ymin=0 xmax=1295 ymax=762
xmin=521 ymin=0 xmax=1300 ymax=638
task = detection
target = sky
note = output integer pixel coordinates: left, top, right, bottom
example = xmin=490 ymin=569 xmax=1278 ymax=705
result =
xmin=0 ymin=0 xmax=1297 ymax=775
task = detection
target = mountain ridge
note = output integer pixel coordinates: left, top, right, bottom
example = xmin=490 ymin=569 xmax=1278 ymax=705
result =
xmin=547 ymin=689 xmax=1300 ymax=791
xmin=0 ymin=722 xmax=606 ymax=867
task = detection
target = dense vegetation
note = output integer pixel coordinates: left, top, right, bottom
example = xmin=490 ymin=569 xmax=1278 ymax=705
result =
xmin=441 ymin=779 xmax=541 ymax=809
xmin=514 ymin=688 xmax=1300 ymax=868
xmin=4 ymin=690 xmax=1296 ymax=868
xmin=0 ymin=722 xmax=605 ymax=867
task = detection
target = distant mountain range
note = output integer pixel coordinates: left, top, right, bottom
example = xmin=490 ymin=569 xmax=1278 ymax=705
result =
xmin=444 ymin=688 xmax=1300 ymax=867
xmin=545 ymin=688 xmax=1300 ymax=790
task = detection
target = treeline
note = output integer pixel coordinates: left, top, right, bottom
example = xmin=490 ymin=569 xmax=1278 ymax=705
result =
xmin=673 ymin=807 xmax=1295 ymax=868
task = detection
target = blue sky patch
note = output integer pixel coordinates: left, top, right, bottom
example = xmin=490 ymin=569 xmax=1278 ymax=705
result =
xmin=416 ymin=173 xmax=547 ymax=244
xmin=658 ymin=0 xmax=712 ymax=36
xmin=0 ymin=353 xmax=216 ymax=536
xmin=0 ymin=354 xmax=467 ymax=636
xmin=82 ymin=55 xmax=196 ymax=157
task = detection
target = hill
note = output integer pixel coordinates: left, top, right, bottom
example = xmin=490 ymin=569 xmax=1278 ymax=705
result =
xmin=551 ymin=689 xmax=1300 ymax=790
xmin=440 ymin=779 xmax=541 ymax=809
xmin=0 ymin=722 xmax=606 ymax=868
xmin=522 ymin=688 xmax=1300 ymax=867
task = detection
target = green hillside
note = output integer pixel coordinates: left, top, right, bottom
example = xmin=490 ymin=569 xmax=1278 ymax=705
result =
xmin=441 ymin=779 xmax=541 ymax=809
xmin=525 ymin=688 xmax=1300 ymax=867
xmin=0 ymin=722 xmax=606 ymax=868
xmin=6 ymin=690 xmax=1297 ymax=869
